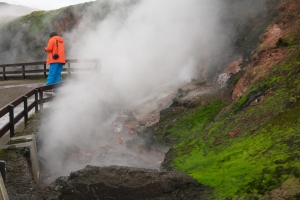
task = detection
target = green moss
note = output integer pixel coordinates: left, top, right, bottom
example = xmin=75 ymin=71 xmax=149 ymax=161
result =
xmin=8 ymin=8 xmax=66 ymax=33
xmin=232 ymin=84 xmax=269 ymax=113
xmin=157 ymin=101 xmax=226 ymax=143
xmin=168 ymin=29 xmax=300 ymax=199
xmin=173 ymin=105 xmax=300 ymax=198
xmin=233 ymin=93 xmax=248 ymax=112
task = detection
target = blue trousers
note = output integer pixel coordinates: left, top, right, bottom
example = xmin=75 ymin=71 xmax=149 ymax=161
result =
xmin=46 ymin=63 xmax=63 ymax=86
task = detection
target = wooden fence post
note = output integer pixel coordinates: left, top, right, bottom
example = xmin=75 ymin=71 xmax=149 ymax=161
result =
xmin=38 ymin=89 xmax=43 ymax=110
xmin=44 ymin=63 xmax=47 ymax=78
xmin=2 ymin=67 xmax=6 ymax=81
xmin=22 ymin=65 xmax=26 ymax=79
xmin=0 ymin=161 xmax=5 ymax=183
xmin=8 ymin=105 xmax=14 ymax=138
xmin=23 ymin=96 xmax=28 ymax=125
xmin=34 ymin=89 xmax=39 ymax=112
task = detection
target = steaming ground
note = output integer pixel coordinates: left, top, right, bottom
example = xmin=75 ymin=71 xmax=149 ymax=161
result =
xmin=37 ymin=73 xmax=170 ymax=184
xmin=36 ymin=0 xmax=268 ymax=184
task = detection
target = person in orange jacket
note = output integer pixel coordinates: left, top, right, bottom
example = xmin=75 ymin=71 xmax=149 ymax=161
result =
xmin=44 ymin=32 xmax=66 ymax=86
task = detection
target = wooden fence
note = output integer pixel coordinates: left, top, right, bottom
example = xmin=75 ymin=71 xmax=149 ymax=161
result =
xmin=0 ymin=82 xmax=64 ymax=192
xmin=0 ymin=82 xmax=62 ymax=138
xmin=0 ymin=59 xmax=102 ymax=192
xmin=0 ymin=58 xmax=100 ymax=138
xmin=0 ymin=59 xmax=100 ymax=80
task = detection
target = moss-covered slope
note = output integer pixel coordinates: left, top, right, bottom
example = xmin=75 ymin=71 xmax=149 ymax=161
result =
xmin=159 ymin=0 xmax=300 ymax=199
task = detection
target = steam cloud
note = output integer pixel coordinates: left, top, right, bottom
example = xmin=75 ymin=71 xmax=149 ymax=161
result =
xmin=0 ymin=3 xmax=37 ymax=21
xmin=37 ymin=0 xmax=267 ymax=184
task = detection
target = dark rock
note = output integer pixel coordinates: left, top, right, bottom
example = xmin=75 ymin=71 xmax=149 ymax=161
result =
xmin=276 ymin=37 xmax=289 ymax=47
xmin=48 ymin=165 xmax=206 ymax=200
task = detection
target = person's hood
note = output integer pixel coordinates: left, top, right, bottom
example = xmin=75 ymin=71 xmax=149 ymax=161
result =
xmin=51 ymin=35 xmax=64 ymax=43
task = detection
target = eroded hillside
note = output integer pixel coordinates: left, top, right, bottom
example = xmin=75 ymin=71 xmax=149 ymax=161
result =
xmin=159 ymin=0 xmax=300 ymax=199
xmin=0 ymin=0 xmax=299 ymax=199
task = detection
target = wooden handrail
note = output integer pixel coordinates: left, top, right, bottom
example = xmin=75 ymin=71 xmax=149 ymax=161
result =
xmin=0 ymin=59 xmax=100 ymax=80
xmin=0 ymin=82 xmax=63 ymax=138
xmin=0 ymin=58 xmax=100 ymax=137
xmin=0 ymin=59 xmax=101 ymax=191
xmin=0 ymin=61 xmax=45 ymax=68
xmin=0 ymin=59 xmax=99 ymax=67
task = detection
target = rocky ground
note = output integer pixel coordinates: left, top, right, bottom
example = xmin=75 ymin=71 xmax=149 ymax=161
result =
xmin=48 ymin=165 xmax=208 ymax=200
xmin=0 ymin=78 xmax=214 ymax=199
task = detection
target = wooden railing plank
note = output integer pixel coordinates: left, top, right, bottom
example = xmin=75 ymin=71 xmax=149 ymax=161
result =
xmin=25 ymin=90 xmax=35 ymax=98
xmin=0 ymin=106 xmax=8 ymax=118
xmin=0 ymin=59 xmax=99 ymax=80
xmin=0 ymin=123 xmax=9 ymax=138
xmin=0 ymin=70 xmax=49 ymax=75
xmin=10 ymin=97 xmax=23 ymax=108
xmin=28 ymin=102 xmax=35 ymax=112
xmin=0 ymin=61 xmax=45 ymax=67
xmin=14 ymin=111 xmax=24 ymax=125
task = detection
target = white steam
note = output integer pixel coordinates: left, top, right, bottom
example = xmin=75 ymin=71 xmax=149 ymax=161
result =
xmin=0 ymin=2 xmax=38 ymax=23
xmin=37 ymin=0 xmax=266 ymax=183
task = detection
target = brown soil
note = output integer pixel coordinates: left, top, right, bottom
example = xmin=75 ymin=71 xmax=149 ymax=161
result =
xmin=2 ymin=146 xmax=51 ymax=200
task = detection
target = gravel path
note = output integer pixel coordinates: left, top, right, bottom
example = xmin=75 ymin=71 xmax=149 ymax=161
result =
xmin=0 ymin=79 xmax=45 ymax=145
xmin=0 ymin=79 xmax=45 ymax=109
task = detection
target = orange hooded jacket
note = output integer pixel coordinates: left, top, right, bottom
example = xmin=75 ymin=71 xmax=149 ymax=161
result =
xmin=45 ymin=35 xmax=66 ymax=65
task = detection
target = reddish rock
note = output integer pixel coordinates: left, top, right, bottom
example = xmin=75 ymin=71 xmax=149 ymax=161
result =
xmin=224 ymin=57 xmax=242 ymax=74
xmin=232 ymin=77 xmax=249 ymax=101
xmin=228 ymin=128 xmax=241 ymax=137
